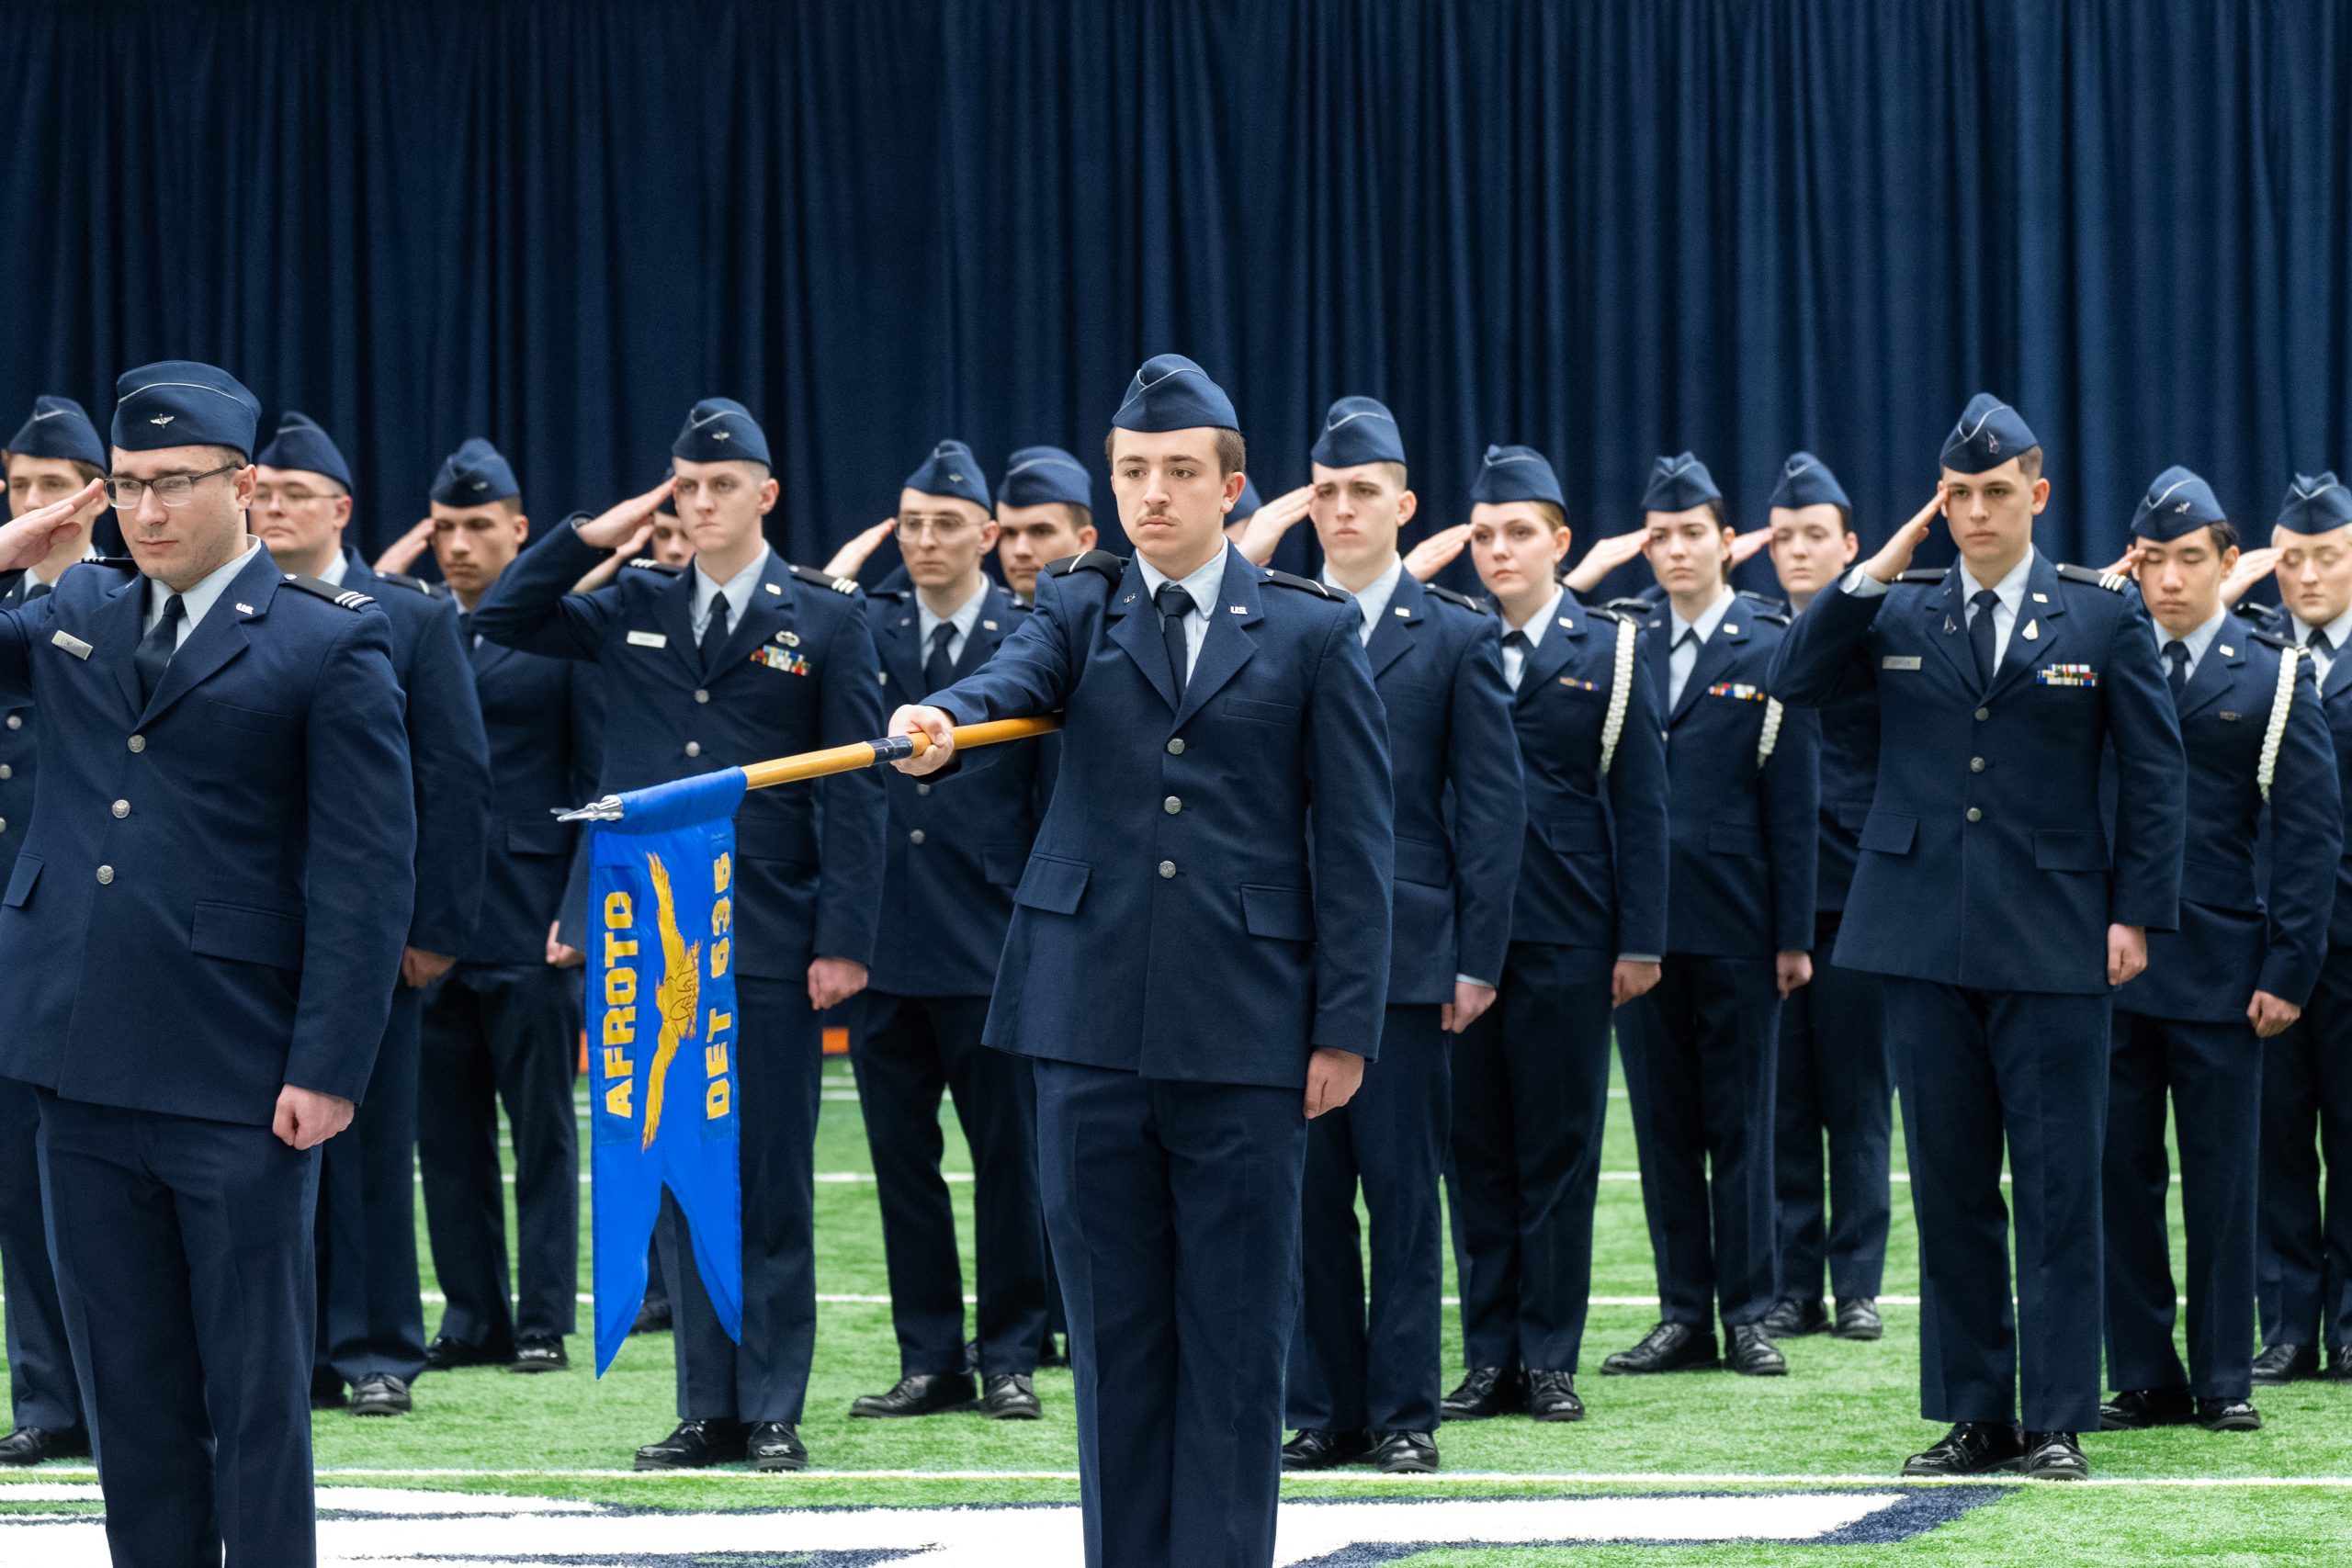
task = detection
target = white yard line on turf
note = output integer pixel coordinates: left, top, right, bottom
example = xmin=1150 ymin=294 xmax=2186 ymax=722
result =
xmin=10 ymin=1469 xmax=2349 ymax=1488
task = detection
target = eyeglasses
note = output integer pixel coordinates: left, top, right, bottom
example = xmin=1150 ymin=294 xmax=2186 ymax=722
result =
xmin=897 ymin=516 xmax=978 ymax=542
xmin=106 ymin=463 xmax=243 ymax=510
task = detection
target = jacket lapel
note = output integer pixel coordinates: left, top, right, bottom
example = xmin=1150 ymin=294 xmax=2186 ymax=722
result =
xmin=1518 ymin=593 xmax=1587 ymax=707
xmin=1105 ymin=557 xmax=1179 ymax=713
xmin=704 ymin=552 xmax=795 ymax=679
xmin=1671 ymin=615 xmax=1747 ymax=727
xmin=1172 ymin=549 xmax=1261 ymax=729
xmin=139 ymin=549 xmax=279 ymax=724
xmin=2173 ymin=616 xmax=2244 ymax=722
xmin=1365 ymin=572 xmax=1421 ymax=680
xmin=648 ymin=567 xmax=703 ymax=681
xmin=876 ymin=594 xmax=929 ymax=700
xmin=1918 ymin=567 xmax=1978 ymax=690
xmin=956 ymin=585 xmax=1020 ymax=677
xmin=1985 ymin=554 xmax=2067 ymax=704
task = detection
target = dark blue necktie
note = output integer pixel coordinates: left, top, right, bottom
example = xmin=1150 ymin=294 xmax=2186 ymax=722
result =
xmin=1968 ymin=589 xmax=2000 ymax=688
xmin=699 ymin=592 xmax=730 ymax=676
xmin=21 ymin=580 xmax=48 ymax=604
xmin=135 ymin=592 xmax=185 ymax=705
xmin=1501 ymin=627 xmax=1531 ymax=690
xmin=1155 ymin=581 xmax=1195 ymax=698
xmin=924 ymin=620 xmax=957 ymax=693
xmin=2164 ymin=639 xmax=2190 ymax=696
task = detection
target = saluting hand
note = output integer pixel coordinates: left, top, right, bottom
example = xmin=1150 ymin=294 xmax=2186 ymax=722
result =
xmin=1729 ymin=526 xmax=1774 ymax=567
xmin=571 ymin=476 xmax=678 ymax=554
xmin=1562 ymin=528 xmax=1648 ymax=593
xmin=2248 ymin=989 xmax=2301 ymax=1039
xmin=1860 ymin=487 xmax=1947 ymax=584
xmin=0 ymin=478 xmax=105 ymax=574
xmin=2221 ymin=546 xmax=2282 ymax=609
xmin=2108 ymin=923 xmax=2148 ymax=988
xmin=1231 ymin=485 xmax=1313 ymax=567
xmin=1402 ymin=523 xmax=1473 ymax=582
xmin=273 ymin=1085 xmax=356 ymax=1150
xmin=888 ymin=705 xmax=958 ymax=774
xmin=374 ymin=518 xmax=437 ymax=576
xmin=1304 ymin=1046 xmax=1364 ymax=1119
xmin=2100 ymin=542 xmax=2148 ymax=581
xmin=823 ymin=518 xmax=897 ymax=581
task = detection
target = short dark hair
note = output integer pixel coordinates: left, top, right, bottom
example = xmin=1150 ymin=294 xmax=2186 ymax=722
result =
xmin=2018 ymin=446 xmax=2044 ymax=481
xmin=1835 ymin=503 xmax=1854 ymax=536
xmin=1104 ymin=427 xmax=1248 ymax=478
xmin=2208 ymin=517 xmax=2242 ymax=554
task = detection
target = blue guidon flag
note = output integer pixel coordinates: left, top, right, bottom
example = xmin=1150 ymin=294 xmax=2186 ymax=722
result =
xmin=581 ymin=770 xmax=747 ymax=1374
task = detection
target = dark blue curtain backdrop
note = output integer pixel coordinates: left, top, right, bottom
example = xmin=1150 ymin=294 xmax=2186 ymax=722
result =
xmin=4 ymin=0 xmax=2350 ymax=594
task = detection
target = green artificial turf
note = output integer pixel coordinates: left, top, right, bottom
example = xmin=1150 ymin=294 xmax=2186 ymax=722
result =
xmin=5 ymin=1054 xmax=2347 ymax=1565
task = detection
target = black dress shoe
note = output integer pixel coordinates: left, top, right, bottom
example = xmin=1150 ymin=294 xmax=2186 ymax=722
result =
xmin=2021 ymin=1430 xmax=2090 ymax=1481
xmin=2199 ymin=1397 xmax=2262 ymax=1432
xmin=2331 ymin=1344 xmax=2352 ymax=1381
xmin=1761 ymin=1297 xmax=1827 ymax=1337
xmin=310 ymin=1375 xmax=347 ymax=1411
xmin=2252 ymin=1342 xmax=2318 ymax=1384
xmin=748 ymin=1421 xmax=808 ymax=1472
xmin=1902 ymin=1421 xmax=2024 ymax=1476
xmin=1727 ymin=1325 xmax=1789 ymax=1377
xmin=851 ymin=1372 xmax=978 ymax=1418
xmin=980 ymin=1373 xmax=1042 ymax=1420
xmin=635 ymin=1419 xmax=748 ymax=1470
xmin=1526 ymin=1370 xmax=1586 ymax=1422
xmin=631 ymin=1297 xmax=673 ymax=1336
xmin=1282 ymin=1427 xmax=1374 ymax=1470
xmin=350 ymin=1373 xmax=412 ymax=1416
xmin=509 ymin=1337 xmax=569 ymax=1373
xmin=1440 ymin=1365 xmax=1522 ymax=1419
xmin=0 ymin=1426 xmax=89 ymax=1465
xmin=2098 ymin=1386 xmax=2195 ymax=1430
xmin=1369 ymin=1429 xmax=1439 ymax=1472
xmin=1834 ymin=1298 xmax=1883 ymax=1341
xmin=425 ymin=1334 xmax=514 ymax=1371
xmin=1602 ymin=1323 xmax=1721 ymax=1375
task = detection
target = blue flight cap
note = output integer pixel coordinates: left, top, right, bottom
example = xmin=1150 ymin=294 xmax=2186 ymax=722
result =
xmin=1641 ymin=452 xmax=1722 ymax=513
xmin=1309 ymin=395 xmax=1407 ymax=468
xmin=2278 ymin=471 xmax=2352 ymax=535
xmin=999 ymin=445 xmax=1092 ymax=510
xmin=5 ymin=395 xmax=106 ymax=469
xmin=1940 ymin=394 xmax=2039 ymax=474
xmin=1769 ymin=451 xmax=1851 ymax=512
xmin=1469 ymin=444 xmax=1566 ymax=509
xmin=1111 ymin=354 xmax=1238 ymax=433
xmin=430 ymin=437 xmax=521 ymax=506
xmin=672 ymin=397 xmax=772 ymax=467
xmin=256 ymin=412 xmax=354 ymax=491
xmin=2129 ymin=466 xmax=2227 ymax=542
xmin=1233 ymin=476 xmax=1265 ymax=519
xmin=902 ymin=439 xmax=991 ymax=510
xmin=112 ymin=360 xmax=262 ymax=458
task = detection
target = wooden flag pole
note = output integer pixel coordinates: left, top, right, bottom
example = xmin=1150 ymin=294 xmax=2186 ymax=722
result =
xmin=737 ymin=716 xmax=1061 ymax=791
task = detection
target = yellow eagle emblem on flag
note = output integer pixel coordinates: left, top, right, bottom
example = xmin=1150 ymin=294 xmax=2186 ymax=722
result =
xmin=639 ymin=851 xmax=702 ymax=1149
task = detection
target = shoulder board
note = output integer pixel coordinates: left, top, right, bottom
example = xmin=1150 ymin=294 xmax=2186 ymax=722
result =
xmin=282 ymin=572 xmax=374 ymax=610
xmin=1737 ymin=589 xmax=1791 ymax=615
xmin=85 ymin=556 xmax=140 ymax=572
xmin=1893 ymin=568 xmax=1947 ymax=584
xmin=1741 ymin=607 xmax=1791 ymax=626
xmin=377 ymin=571 xmax=442 ymax=597
xmin=1584 ymin=604 xmax=1632 ymax=626
xmin=788 ymin=563 xmax=862 ymax=595
xmin=2250 ymin=626 xmax=2298 ymax=652
xmin=1049 ymin=549 xmax=1127 ymax=583
xmin=1422 ymin=582 xmax=1489 ymax=615
xmin=1002 ymin=595 xmax=1035 ymax=612
xmin=866 ymin=584 xmax=911 ymax=604
xmin=623 ymin=557 xmax=683 ymax=577
xmin=1261 ymin=568 xmax=1338 ymax=599
xmin=2056 ymin=562 xmax=2132 ymax=593
xmin=1603 ymin=596 xmax=1653 ymax=615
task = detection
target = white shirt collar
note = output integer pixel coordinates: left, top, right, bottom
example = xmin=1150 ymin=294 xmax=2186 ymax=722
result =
xmin=1670 ymin=586 xmax=1737 ymax=644
xmin=693 ymin=545 xmax=772 ymax=627
xmin=1136 ymin=544 xmax=1231 ymax=617
xmin=2291 ymin=603 xmax=2352 ymax=653
xmin=1321 ymin=556 xmax=1406 ymax=637
xmin=916 ymin=579 xmax=991 ymax=647
xmin=1962 ymin=547 xmax=2037 ymax=614
xmin=318 ymin=550 xmax=351 ymax=588
xmin=150 ymin=539 xmax=263 ymax=633
xmin=1504 ymin=584 xmax=1567 ymax=649
xmin=2154 ymin=608 xmax=2228 ymax=667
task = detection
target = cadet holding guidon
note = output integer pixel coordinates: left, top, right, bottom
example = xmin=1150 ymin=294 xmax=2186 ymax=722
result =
xmin=0 ymin=362 xmax=414 ymax=1563
xmin=251 ymin=412 xmax=493 ymax=1419
xmin=1757 ymin=454 xmax=1894 ymax=1345
xmin=1768 ymin=395 xmax=2186 ymax=1481
xmin=851 ymin=441 xmax=1050 ymax=1423
xmin=888 ymin=355 xmax=1393 ymax=1568
xmin=0 ymin=394 xmax=108 ymax=1467
xmin=1281 ymin=400 xmax=1522 ymax=1475
xmin=2254 ymin=471 xmax=2352 ymax=1386
xmin=474 ymin=396 xmax=888 ymax=1473
xmin=2097 ymin=468 xmax=2337 ymax=1435
xmin=413 ymin=438 xmax=604 ymax=1376
xmin=1444 ymin=444 xmax=1668 ymax=1425
xmin=1605 ymin=453 xmax=1818 ymax=1382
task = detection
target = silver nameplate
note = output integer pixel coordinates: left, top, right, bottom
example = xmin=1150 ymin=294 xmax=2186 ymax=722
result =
xmin=1882 ymin=655 xmax=1923 ymax=671
xmin=49 ymin=630 xmax=91 ymax=660
xmin=627 ymin=630 xmax=668 ymax=648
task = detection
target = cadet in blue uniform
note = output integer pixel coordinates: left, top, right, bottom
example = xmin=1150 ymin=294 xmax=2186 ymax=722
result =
xmin=1281 ymin=400 xmax=1522 ymax=1474
xmin=996 ymin=444 xmax=1099 ymax=606
xmin=1756 ymin=454 xmax=1894 ymax=1345
xmin=889 ymin=355 xmax=1393 ymax=1568
xmin=1605 ymin=454 xmax=1818 ymax=1381
xmin=2098 ymin=468 xmax=2338 ymax=1435
xmin=0 ymin=395 xmax=108 ymax=1466
xmin=409 ymin=438 xmax=603 ymax=1374
xmin=2254 ymin=471 xmax=2352 ymax=1385
xmin=1769 ymin=395 xmax=2186 ymax=1481
xmin=252 ymin=414 xmax=492 ymax=1418
xmin=850 ymin=440 xmax=1050 ymax=1423
xmin=0 ymin=361 xmax=413 ymax=1564
xmin=1442 ymin=445 xmax=1668 ymax=1423
xmin=475 ymin=396 xmax=888 ymax=1472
